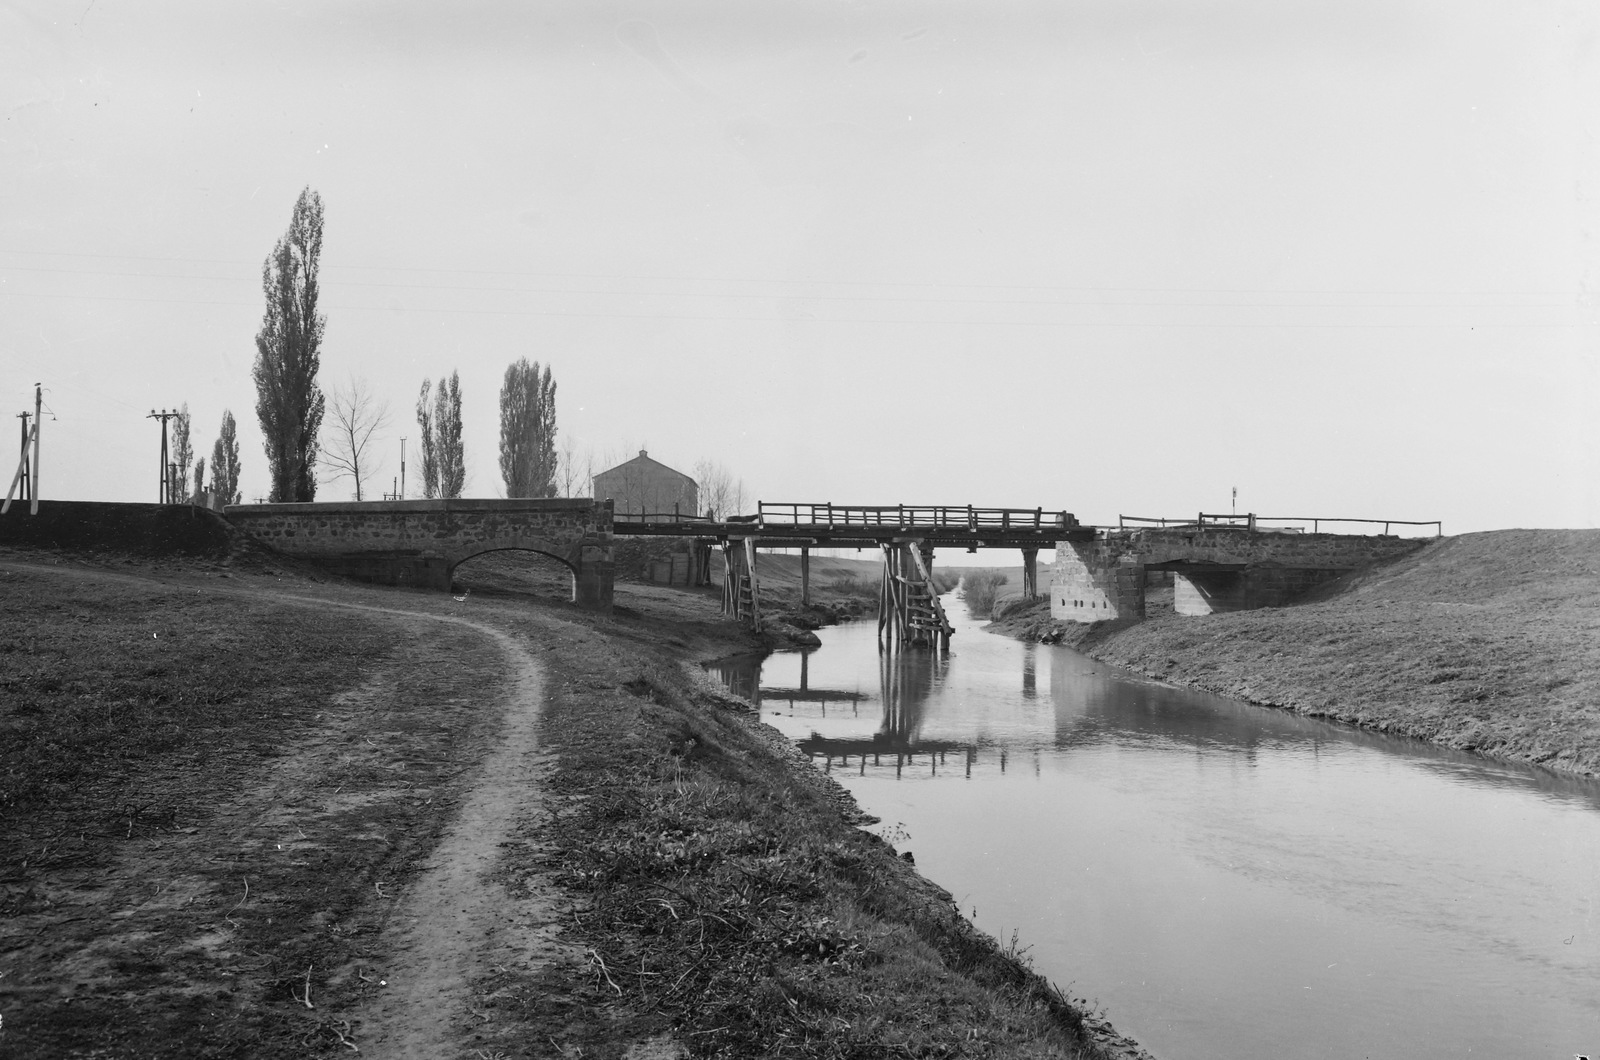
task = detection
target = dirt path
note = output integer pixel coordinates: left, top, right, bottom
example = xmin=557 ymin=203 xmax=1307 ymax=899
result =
xmin=180 ymin=586 xmax=582 ymax=1058
xmin=329 ymin=608 xmax=572 ymax=1060
xmin=1 ymin=559 xmax=581 ymax=1059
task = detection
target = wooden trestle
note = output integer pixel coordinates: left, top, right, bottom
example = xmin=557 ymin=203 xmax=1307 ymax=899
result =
xmin=720 ymin=537 xmax=760 ymax=626
xmin=877 ymin=542 xmax=953 ymax=651
xmin=615 ymin=502 xmax=1091 ymax=640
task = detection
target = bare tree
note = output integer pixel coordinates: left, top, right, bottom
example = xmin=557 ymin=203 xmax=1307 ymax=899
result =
xmin=323 ymin=377 xmax=392 ymax=501
xmin=555 ymin=436 xmax=583 ymax=497
xmin=693 ymin=458 xmax=750 ymax=519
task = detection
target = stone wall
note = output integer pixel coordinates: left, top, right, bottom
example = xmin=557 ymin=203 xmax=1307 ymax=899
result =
xmin=1051 ymin=538 xmax=1146 ymax=621
xmin=223 ymin=498 xmax=615 ymax=610
xmin=1125 ymin=526 xmax=1427 ymax=571
xmin=1054 ymin=527 xmax=1432 ymax=623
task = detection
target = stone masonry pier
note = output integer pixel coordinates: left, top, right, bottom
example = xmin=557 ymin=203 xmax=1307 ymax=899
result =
xmin=224 ymin=498 xmax=615 ymax=611
xmin=1051 ymin=526 xmax=1431 ymax=623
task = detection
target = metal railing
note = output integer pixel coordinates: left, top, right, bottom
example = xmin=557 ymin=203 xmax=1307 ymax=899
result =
xmin=1117 ymin=513 xmax=1442 ymax=537
xmin=755 ymin=502 xmax=1076 ymax=532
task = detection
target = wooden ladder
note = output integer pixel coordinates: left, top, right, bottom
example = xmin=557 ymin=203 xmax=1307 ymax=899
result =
xmin=721 ymin=538 xmax=761 ymax=628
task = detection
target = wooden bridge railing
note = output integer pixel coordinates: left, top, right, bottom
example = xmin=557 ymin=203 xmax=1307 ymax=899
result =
xmin=755 ymin=502 xmax=1075 ymax=532
xmin=1117 ymin=513 xmax=1442 ymax=537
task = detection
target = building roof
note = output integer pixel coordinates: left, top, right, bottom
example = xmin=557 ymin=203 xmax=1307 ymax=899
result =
xmin=594 ymin=449 xmax=696 ymax=486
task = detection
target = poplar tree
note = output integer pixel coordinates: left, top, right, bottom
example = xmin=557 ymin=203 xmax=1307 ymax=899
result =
xmin=210 ymin=409 xmax=243 ymax=507
xmin=170 ymin=404 xmax=193 ymax=503
xmin=252 ymin=187 xmax=327 ymax=502
xmin=415 ymin=379 xmax=439 ymax=498
xmin=434 ymin=370 xmax=465 ymax=498
xmin=498 ymin=358 xmax=558 ymax=498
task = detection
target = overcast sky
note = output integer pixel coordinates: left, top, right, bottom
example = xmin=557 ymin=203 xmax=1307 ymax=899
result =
xmin=4 ymin=0 xmax=1596 ymax=540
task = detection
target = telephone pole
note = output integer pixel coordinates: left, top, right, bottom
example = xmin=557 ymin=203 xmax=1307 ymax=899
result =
xmin=400 ymin=436 xmax=407 ymax=499
xmin=3 ymin=384 xmax=42 ymax=516
xmin=14 ymin=411 xmax=30 ymax=503
xmin=148 ymin=409 xmax=179 ymax=503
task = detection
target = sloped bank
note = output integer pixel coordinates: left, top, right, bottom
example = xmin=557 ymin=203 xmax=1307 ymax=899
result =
xmin=989 ymin=530 xmax=1600 ymax=779
xmin=503 ymin=588 xmax=1157 ymax=1060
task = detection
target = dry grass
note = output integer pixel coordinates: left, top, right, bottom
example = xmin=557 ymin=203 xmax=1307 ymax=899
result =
xmin=0 ymin=560 xmax=518 ymax=1059
xmin=0 ymin=566 xmax=391 ymax=823
xmin=516 ymin=636 xmax=1110 ymax=1058
xmin=998 ymin=530 xmax=1600 ymax=777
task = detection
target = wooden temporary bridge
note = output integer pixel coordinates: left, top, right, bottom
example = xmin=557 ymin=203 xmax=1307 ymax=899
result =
xmin=614 ymin=501 xmax=1092 ymax=650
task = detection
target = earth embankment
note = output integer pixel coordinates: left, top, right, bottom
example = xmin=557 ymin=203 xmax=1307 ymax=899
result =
xmin=2 ymin=525 xmax=1141 ymax=1058
xmin=991 ymin=529 xmax=1600 ymax=778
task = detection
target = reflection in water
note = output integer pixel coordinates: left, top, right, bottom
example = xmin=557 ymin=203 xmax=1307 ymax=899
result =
xmin=711 ymin=604 xmax=1600 ymax=1060
xmin=794 ymin=649 xmax=973 ymax=778
xmin=707 ymin=654 xmax=763 ymax=705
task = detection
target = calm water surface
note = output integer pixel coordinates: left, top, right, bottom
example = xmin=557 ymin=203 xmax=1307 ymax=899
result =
xmin=715 ymin=593 xmax=1600 ymax=1059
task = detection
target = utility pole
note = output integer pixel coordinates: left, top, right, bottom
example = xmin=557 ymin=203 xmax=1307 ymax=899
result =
xmin=148 ymin=409 xmax=179 ymax=503
xmin=400 ymin=436 xmax=406 ymax=499
xmin=14 ymin=410 xmax=30 ymax=503
xmin=4 ymin=384 xmax=42 ymax=516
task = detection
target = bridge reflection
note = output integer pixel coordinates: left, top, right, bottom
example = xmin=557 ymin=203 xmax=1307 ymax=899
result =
xmin=782 ymin=651 xmax=1037 ymax=779
xmin=706 ymin=651 xmax=869 ymax=714
xmin=714 ymin=620 xmax=1593 ymax=797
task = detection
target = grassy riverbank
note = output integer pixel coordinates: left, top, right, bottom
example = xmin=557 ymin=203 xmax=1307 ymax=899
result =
xmin=1 ymin=529 xmax=1144 ymax=1059
xmin=991 ymin=529 xmax=1600 ymax=778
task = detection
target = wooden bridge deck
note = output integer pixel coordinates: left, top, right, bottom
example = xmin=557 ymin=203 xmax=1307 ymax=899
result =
xmin=614 ymin=501 xmax=1094 ymax=548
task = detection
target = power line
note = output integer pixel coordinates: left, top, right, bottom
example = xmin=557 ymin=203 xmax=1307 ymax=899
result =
xmin=0 ymin=288 xmax=1592 ymax=328
xmin=0 ymin=262 xmax=1581 ymax=310
xmin=0 ymin=247 xmax=1583 ymax=299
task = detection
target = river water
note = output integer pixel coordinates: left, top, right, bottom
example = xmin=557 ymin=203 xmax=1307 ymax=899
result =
xmin=713 ymin=593 xmax=1600 ymax=1059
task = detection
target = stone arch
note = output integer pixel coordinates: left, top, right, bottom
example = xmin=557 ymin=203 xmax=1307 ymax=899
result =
xmin=447 ymin=542 xmax=582 ymax=601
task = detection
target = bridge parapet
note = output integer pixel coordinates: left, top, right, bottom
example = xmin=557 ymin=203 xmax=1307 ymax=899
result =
xmin=223 ymin=498 xmax=615 ymax=611
xmin=1053 ymin=525 xmax=1433 ymax=623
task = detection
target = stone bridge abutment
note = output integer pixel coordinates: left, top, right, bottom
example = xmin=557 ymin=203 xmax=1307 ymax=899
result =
xmin=1052 ymin=527 xmax=1432 ymax=623
xmin=223 ymin=498 xmax=615 ymax=611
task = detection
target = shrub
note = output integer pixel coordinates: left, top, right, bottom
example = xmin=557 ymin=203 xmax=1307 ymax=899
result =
xmin=960 ymin=571 xmax=1010 ymax=616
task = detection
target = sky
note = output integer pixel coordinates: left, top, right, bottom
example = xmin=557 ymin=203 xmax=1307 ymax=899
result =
xmin=3 ymin=0 xmax=1596 ymax=546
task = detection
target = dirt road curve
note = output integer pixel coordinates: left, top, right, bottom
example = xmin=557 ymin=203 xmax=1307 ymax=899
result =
xmin=1 ymin=562 xmax=587 ymax=1059
xmin=322 ymin=603 xmax=569 ymax=1059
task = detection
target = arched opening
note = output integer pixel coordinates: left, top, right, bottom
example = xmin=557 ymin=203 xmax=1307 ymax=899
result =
xmin=449 ymin=547 xmax=578 ymax=604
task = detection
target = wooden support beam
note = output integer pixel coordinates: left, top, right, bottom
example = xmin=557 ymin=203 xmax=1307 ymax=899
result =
xmin=744 ymin=536 xmax=761 ymax=629
xmin=800 ymin=546 xmax=810 ymax=608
